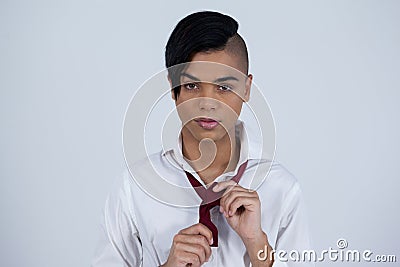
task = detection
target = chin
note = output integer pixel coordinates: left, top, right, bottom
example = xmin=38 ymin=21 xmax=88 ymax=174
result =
xmin=196 ymin=133 xmax=221 ymax=142
xmin=193 ymin=129 xmax=230 ymax=142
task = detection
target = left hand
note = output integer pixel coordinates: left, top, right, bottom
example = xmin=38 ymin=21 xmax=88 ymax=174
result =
xmin=213 ymin=180 xmax=262 ymax=241
xmin=213 ymin=181 xmax=274 ymax=266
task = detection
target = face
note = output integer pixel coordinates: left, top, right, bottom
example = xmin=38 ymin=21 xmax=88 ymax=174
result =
xmin=170 ymin=50 xmax=252 ymax=143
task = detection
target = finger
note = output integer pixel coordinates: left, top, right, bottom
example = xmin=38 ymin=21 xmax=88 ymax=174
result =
xmin=175 ymin=241 xmax=207 ymax=264
xmin=179 ymin=223 xmax=213 ymax=245
xmin=221 ymin=191 xmax=257 ymax=216
xmin=218 ymin=187 xmax=247 ymax=214
xmin=177 ymin=251 xmax=202 ymax=267
xmin=174 ymin=234 xmax=212 ymax=262
xmin=227 ymin=196 xmax=260 ymax=217
xmin=212 ymin=180 xmax=237 ymax=193
xmin=221 ymin=192 xmax=258 ymax=217
xmin=220 ymin=185 xmax=252 ymax=196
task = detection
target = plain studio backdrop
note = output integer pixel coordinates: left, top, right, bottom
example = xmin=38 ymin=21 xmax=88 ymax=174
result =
xmin=1 ymin=1 xmax=399 ymax=266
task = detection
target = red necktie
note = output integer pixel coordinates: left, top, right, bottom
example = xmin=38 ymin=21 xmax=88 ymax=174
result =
xmin=185 ymin=161 xmax=248 ymax=247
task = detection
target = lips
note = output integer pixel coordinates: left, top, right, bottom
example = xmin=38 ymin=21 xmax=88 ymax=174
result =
xmin=195 ymin=117 xmax=220 ymax=130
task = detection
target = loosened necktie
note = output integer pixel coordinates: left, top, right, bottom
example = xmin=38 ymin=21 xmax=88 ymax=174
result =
xmin=185 ymin=160 xmax=248 ymax=247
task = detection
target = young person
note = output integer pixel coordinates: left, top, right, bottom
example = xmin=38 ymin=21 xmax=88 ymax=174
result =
xmin=92 ymin=11 xmax=312 ymax=267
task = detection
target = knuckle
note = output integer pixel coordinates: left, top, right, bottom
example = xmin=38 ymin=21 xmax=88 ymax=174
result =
xmin=192 ymin=234 xmax=203 ymax=244
xmin=173 ymin=234 xmax=183 ymax=245
xmin=197 ymin=223 xmax=208 ymax=233
xmin=174 ymin=241 xmax=183 ymax=249
xmin=173 ymin=234 xmax=179 ymax=242
xmin=199 ymin=235 xmax=209 ymax=244
xmin=191 ymin=255 xmax=200 ymax=263
xmin=194 ymin=244 xmax=204 ymax=254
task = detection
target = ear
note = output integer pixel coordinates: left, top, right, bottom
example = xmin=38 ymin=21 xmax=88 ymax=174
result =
xmin=167 ymin=75 xmax=176 ymax=101
xmin=243 ymin=74 xmax=252 ymax=102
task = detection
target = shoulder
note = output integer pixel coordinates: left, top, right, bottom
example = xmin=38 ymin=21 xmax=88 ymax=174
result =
xmin=129 ymin=150 xmax=164 ymax=171
xmin=124 ymin=150 xmax=169 ymax=184
xmin=106 ymin=151 xmax=163 ymax=202
xmin=119 ymin=150 xmax=161 ymax=189
xmin=267 ymin=160 xmax=299 ymax=190
xmin=254 ymin=159 xmax=302 ymax=201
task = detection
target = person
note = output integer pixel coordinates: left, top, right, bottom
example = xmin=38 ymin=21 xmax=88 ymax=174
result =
xmin=92 ymin=11 xmax=313 ymax=267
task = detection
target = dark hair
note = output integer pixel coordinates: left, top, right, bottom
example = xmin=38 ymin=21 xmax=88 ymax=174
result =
xmin=165 ymin=11 xmax=248 ymax=99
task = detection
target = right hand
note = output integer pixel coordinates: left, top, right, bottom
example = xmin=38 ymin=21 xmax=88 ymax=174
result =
xmin=161 ymin=223 xmax=213 ymax=267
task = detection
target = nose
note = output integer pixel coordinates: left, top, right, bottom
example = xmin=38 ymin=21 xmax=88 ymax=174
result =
xmin=198 ymin=85 xmax=219 ymax=111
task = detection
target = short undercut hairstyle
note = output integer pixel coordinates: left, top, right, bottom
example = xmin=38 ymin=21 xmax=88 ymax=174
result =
xmin=165 ymin=11 xmax=249 ymax=100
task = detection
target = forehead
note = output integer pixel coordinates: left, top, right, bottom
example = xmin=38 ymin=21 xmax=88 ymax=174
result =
xmin=181 ymin=59 xmax=246 ymax=83
xmin=190 ymin=50 xmax=246 ymax=73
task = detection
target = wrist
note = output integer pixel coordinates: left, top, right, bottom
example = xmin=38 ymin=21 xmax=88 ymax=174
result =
xmin=243 ymin=231 xmax=274 ymax=267
xmin=241 ymin=229 xmax=266 ymax=246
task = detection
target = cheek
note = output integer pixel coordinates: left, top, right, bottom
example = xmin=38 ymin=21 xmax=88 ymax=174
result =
xmin=175 ymin=98 xmax=198 ymax=123
xmin=222 ymin=97 xmax=243 ymax=117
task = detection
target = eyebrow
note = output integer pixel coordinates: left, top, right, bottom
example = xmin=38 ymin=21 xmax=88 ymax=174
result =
xmin=181 ymin=72 xmax=239 ymax=83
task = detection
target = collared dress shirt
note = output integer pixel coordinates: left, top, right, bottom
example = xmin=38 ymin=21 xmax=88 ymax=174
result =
xmin=92 ymin=120 xmax=314 ymax=266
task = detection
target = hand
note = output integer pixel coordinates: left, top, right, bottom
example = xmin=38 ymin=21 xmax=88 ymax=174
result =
xmin=161 ymin=223 xmax=213 ymax=267
xmin=213 ymin=181 xmax=274 ymax=266
xmin=213 ymin=181 xmax=262 ymax=241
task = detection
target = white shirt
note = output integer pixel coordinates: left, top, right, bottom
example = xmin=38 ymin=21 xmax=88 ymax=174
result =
xmin=91 ymin=120 xmax=314 ymax=267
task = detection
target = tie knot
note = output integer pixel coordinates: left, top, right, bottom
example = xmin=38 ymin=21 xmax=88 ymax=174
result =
xmin=184 ymin=160 xmax=248 ymax=247
xmin=202 ymin=182 xmax=223 ymax=204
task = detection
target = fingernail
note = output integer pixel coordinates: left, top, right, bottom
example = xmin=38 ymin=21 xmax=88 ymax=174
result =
xmin=212 ymin=184 xmax=219 ymax=192
xmin=210 ymin=238 xmax=213 ymax=245
xmin=219 ymin=206 xmax=223 ymax=213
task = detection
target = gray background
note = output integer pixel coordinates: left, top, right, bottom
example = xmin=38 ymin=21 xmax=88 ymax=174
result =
xmin=1 ymin=0 xmax=399 ymax=266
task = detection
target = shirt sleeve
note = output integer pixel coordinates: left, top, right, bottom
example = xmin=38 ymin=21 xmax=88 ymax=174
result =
xmin=91 ymin=172 xmax=143 ymax=267
xmin=273 ymin=182 xmax=315 ymax=267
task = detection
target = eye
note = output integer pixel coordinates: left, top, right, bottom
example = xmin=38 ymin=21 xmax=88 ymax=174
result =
xmin=218 ymin=84 xmax=233 ymax=92
xmin=183 ymin=83 xmax=199 ymax=91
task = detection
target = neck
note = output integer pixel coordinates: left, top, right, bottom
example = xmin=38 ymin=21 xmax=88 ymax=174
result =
xmin=181 ymin=126 xmax=240 ymax=185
